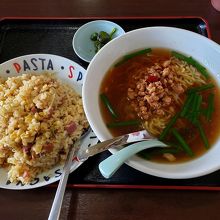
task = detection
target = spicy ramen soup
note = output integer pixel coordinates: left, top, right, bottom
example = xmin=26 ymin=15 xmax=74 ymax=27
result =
xmin=99 ymin=48 xmax=220 ymax=163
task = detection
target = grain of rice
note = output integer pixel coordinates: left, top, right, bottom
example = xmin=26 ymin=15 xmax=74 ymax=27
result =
xmin=0 ymin=73 xmax=88 ymax=184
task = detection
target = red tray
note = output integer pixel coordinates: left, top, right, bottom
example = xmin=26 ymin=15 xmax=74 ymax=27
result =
xmin=1 ymin=16 xmax=219 ymax=191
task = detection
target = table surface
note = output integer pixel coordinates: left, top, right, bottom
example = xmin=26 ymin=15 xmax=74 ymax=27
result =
xmin=1 ymin=0 xmax=220 ymax=219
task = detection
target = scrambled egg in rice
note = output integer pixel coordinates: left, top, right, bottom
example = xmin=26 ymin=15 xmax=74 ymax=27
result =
xmin=0 ymin=73 xmax=88 ymax=184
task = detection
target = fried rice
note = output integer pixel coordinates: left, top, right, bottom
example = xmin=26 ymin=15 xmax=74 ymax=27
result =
xmin=0 ymin=73 xmax=88 ymax=184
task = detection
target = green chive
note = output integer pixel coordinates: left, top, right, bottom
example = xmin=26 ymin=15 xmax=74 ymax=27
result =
xmin=115 ymin=48 xmax=152 ymax=67
xmin=172 ymin=51 xmax=209 ymax=79
xmin=171 ymin=51 xmax=190 ymax=63
xmin=206 ymin=93 xmax=214 ymax=121
xmin=196 ymin=121 xmax=209 ymax=149
xmin=107 ymin=120 xmax=140 ymax=128
xmin=180 ymin=92 xmax=196 ymax=117
xmin=100 ymin=93 xmax=118 ymax=118
xmin=200 ymin=108 xmax=208 ymax=117
xmin=191 ymin=94 xmax=202 ymax=124
xmin=124 ymin=48 xmax=152 ymax=60
xmin=188 ymin=84 xmax=214 ymax=94
xmin=159 ymin=112 xmax=180 ymax=141
xmin=184 ymin=93 xmax=199 ymax=123
xmin=188 ymin=57 xmax=209 ymax=79
xmin=172 ymin=128 xmax=194 ymax=157
xmin=188 ymin=57 xmax=206 ymax=70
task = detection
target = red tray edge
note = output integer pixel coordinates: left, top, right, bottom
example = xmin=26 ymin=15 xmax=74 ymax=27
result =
xmin=48 ymin=184 xmax=220 ymax=191
xmin=0 ymin=16 xmax=211 ymax=39
xmin=0 ymin=15 xmax=214 ymax=191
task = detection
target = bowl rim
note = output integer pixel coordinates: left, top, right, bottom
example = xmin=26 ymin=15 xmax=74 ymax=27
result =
xmin=83 ymin=26 xmax=220 ymax=179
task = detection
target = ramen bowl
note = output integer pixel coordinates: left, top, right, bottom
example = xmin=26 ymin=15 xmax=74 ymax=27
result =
xmin=83 ymin=26 xmax=220 ymax=179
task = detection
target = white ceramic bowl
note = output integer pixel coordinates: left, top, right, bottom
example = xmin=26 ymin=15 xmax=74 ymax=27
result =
xmin=83 ymin=26 xmax=220 ymax=179
xmin=73 ymin=20 xmax=125 ymax=62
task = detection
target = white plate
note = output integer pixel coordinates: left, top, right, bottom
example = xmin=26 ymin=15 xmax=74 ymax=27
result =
xmin=0 ymin=54 xmax=99 ymax=190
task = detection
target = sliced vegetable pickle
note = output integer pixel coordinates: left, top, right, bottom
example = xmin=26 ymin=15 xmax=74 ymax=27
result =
xmin=90 ymin=28 xmax=118 ymax=53
xmin=98 ymin=31 xmax=110 ymax=44
xmin=90 ymin=32 xmax=98 ymax=41
xmin=109 ymin=28 xmax=117 ymax=39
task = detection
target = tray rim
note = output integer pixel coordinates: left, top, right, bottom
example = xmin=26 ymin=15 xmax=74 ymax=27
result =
xmin=0 ymin=16 xmax=215 ymax=191
xmin=0 ymin=16 xmax=211 ymax=39
xmin=48 ymin=184 xmax=220 ymax=191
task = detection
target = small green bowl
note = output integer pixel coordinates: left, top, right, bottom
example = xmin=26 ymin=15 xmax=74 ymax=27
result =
xmin=73 ymin=20 xmax=125 ymax=63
